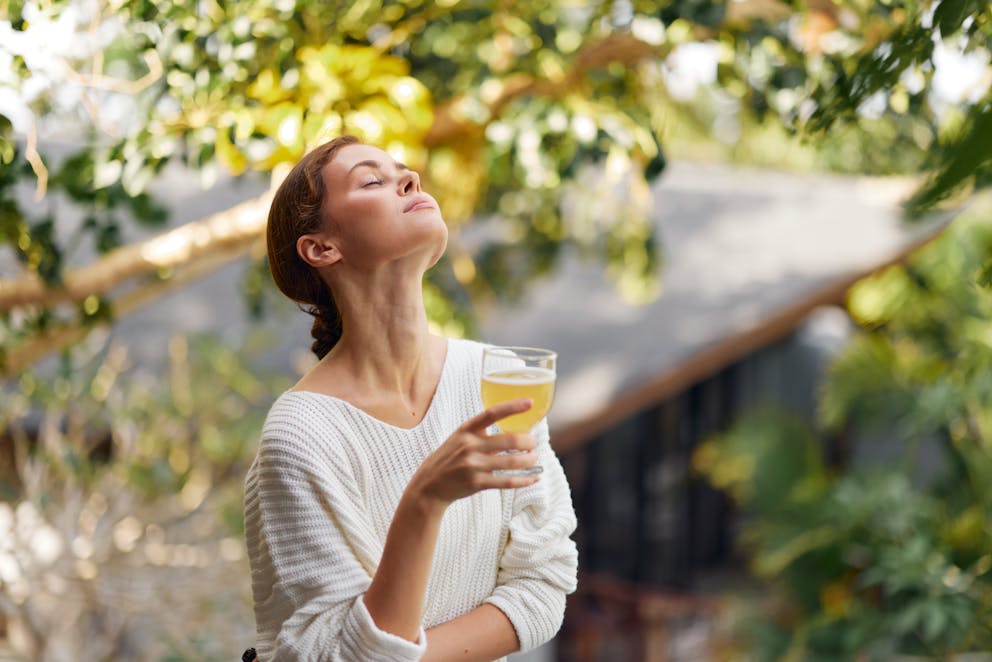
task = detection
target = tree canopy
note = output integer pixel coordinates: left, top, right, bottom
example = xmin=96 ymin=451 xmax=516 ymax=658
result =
xmin=1 ymin=0 xmax=990 ymax=376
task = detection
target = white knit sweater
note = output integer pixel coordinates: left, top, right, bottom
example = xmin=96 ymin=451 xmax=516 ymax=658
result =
xmin=244 ymin=338 xmax=579 ymax=661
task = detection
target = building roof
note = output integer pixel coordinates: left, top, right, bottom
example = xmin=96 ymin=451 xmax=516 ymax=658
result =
xmin=475 ymin=161 xmax=952 ymax=452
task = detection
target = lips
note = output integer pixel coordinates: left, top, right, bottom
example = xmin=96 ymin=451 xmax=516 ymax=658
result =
xmin=404 ymin=196 xmax=437 ymax=213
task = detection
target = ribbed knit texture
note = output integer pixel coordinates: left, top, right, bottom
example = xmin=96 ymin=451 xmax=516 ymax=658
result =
xmin=244 ymin=338 xmax=579 ymax=661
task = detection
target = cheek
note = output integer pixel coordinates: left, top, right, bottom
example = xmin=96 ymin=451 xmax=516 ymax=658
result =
xmin=340 ymin=225 xmax=394 ymax=260
xmin=328 ymin=199 xmax=393 ymax=248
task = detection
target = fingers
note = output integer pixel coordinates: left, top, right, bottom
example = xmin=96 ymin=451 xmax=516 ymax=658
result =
xmin=480 ymin=447 xmax=539 ymax=474
xmin=475 ymin=471 xmax=542 ymax=491
xmin=464 ymin=399 xmax=532 ymax=432
xmin=484 ymin=432 xmax=536 ymax=453
xmin=430 ymin=404 xmax=540 ymax=499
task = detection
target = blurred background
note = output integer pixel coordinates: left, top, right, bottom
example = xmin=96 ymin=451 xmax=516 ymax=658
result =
xmin=1 ymin=0 xmax=991 ymax=660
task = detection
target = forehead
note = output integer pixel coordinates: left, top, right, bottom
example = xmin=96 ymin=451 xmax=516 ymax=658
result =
xmin=324 ymin=143 xmax=394 ymax=180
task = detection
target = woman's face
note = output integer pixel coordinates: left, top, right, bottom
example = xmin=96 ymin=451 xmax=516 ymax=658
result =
xmin=319 ymin=143 xmax=448 ymax=272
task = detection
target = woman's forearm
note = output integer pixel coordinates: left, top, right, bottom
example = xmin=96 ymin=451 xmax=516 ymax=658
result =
xmin=423 ymin=603 xmax=520 ymax=661
xmin=364 ymin=400 xmax=539 ymax=647
xmin=363 ymin=491 xmax=445 ymax=642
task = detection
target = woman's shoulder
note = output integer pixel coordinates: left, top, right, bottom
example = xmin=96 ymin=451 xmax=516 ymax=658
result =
xmin=443 ymin=337 xmax=489 ymax=379
xmin=263 ymin=388 xmax=325 ymax=428
xmin=446 ymin=336 xmax=490 ymax=364
xmin=256 ymin=391 xmax=354 ymax=466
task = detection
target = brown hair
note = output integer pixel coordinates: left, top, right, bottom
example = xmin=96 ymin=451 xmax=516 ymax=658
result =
xmin=266 ymin=135 xmax=360 ymax=359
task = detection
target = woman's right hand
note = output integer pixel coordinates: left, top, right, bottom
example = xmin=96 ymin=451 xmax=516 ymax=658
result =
xmin=407 ymin=399 xmax=541 ymax=508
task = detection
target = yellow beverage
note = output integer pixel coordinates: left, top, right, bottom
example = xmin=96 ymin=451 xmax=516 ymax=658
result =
xmin=481 ymin=367 xmax=556 ymax=433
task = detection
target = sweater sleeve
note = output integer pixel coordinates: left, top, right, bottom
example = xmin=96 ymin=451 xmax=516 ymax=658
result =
xmin=248 ymin=439 xmax=427 ymax=662
xmin=483 ymin=420 xmax=579 ymax=652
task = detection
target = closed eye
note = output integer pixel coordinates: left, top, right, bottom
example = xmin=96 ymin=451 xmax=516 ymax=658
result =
xmin=362 ymin=178 xmax=384 ymax=187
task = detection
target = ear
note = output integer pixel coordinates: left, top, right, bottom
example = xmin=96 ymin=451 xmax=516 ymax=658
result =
xmin=297 ymin=234 xmax=342 ymax=268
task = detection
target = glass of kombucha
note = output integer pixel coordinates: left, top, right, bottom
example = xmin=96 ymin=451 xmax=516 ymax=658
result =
xmin=481 ymin=346 xmax=557 ymax=476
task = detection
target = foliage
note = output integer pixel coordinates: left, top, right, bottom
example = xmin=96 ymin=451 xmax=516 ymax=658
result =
xmin=1 ymin=0 xmax=991 ymax=369
xmin=0 ymin=330 xmax=288 ymax=660
xmin=0 ymin=0 xmax=669 ymax=367
xmin=694 ymin=207 xmax=992 ymax=660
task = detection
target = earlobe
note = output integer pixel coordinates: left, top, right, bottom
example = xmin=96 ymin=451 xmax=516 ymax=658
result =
xmin=297 ymin=234 xmax=341 ymax=268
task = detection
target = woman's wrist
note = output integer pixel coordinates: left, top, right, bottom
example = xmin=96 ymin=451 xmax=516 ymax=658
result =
xmin=400 ymin=477 xmax=448 ymax=521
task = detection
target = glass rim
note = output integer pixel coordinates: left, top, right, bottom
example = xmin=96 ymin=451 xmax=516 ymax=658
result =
xmin=483 ymin=345 xmax=557 ymax=361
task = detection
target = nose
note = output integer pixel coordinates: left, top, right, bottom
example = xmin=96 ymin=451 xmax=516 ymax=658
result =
xmin=399 ymin=169 xmax=420 ymax=195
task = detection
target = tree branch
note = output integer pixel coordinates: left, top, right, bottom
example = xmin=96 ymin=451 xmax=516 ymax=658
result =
xmin=0 ymin=190 xmax=272 ymax=311
xmin=1 ymin=238 xmax=260 ymax=378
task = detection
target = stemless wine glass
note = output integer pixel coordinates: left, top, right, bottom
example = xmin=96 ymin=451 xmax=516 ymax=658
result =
xmin=480 ymin=346 xmax=557 ymax=476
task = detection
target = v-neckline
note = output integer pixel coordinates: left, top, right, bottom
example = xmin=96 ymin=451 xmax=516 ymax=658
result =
xmin=287 ymin=338 xmax=453 ymax=433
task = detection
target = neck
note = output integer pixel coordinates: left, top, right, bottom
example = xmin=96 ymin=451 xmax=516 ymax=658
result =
xmin=322 ymin=269 xmax=439 ymax=394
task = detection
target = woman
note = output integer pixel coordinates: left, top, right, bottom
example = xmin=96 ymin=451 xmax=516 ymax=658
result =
xmin=244 ymin=135 xmax=578 ymax=661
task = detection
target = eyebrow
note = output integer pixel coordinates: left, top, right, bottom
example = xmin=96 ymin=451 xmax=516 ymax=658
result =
xmin=347 ymin=159 xmax=410 ymax=174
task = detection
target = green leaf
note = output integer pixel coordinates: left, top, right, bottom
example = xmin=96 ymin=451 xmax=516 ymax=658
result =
xmin=907 ymin=101 xmax=992 ymax=214
xmin=977 ymin=255 xmax=992 ymax=288
xmin=933 ymin=0 xmax=988 ymax=37
xmin=922 ymin=602 xmax=948 ymax=643
xmin=129 ymin=192 xmax=169 ymax=227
